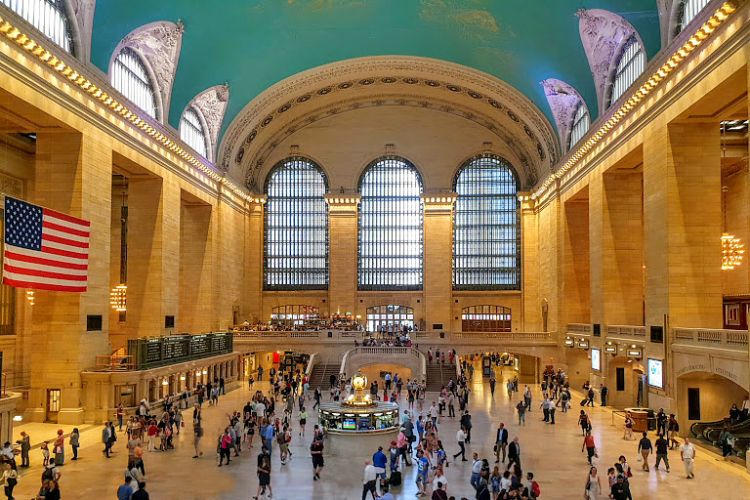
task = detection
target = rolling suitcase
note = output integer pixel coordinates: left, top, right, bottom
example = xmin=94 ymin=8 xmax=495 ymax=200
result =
xmin=389 ymin=470 xmax=402 ymax=486
xmin=580 ymin=399 xmax=587 ymax=406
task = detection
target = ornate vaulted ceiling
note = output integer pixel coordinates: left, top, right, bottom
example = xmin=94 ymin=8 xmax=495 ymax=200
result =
xmin=91 ymin=0 xmax=661 ymax=141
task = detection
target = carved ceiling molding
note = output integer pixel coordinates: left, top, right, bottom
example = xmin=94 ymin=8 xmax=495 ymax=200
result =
xmin=66 ymin=0 xmax=96 ymax=61
xmin=577 ymin=9 xmax=644 ymax=115
xmin=243 ymin=94 xmax=540 ymax=192
xmin=218 ymin=56 xmax=559 ymax=184
xmin=185 ymin=84 xmax=229 ymax=162
xmin=110 ymin=20 xmax=184 ymax=123
xmin=540 ymin=79 xmax=587 ymax=154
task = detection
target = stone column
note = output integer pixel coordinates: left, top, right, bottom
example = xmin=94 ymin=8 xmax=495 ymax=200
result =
xmin=520 ymin=196 xmax=539 ymax=332
xmin=179 ymin=203 xmax=214 ymax=332
xmin=125 ymin=177 xmax=181 ymax=340
xmin=27 ymin=132 xmax=112 ymax=424
xmin=562 ymin=194 xmax=591 ymax=325
xmin=589 ymin=172 xmax=644 ymax=327
xmin=643 ymin=123 xmax=722 ymax=329
xmin=326 ymin=196 xmax=360 ymax=318
xmin=244 ymin=198 xmax=265 ymax=323
xmin=422 ymin=194 xmax=456 ymax=331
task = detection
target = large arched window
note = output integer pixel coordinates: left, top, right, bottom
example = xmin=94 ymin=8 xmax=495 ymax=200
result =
xmin=610 ymin=37 xmax=645 ymax=106
xmin=358 ymin=157 xmax=423 ymax=290
xmin=111 ymin=47 xmax=158 ymax=119
xmin=1 ymin=0 xmax=73 ymax=53
xmin=569 ymin=102 xmax=590 ymax=149
xmin=453 ymin=155 xmax=520 ymax=290
xmin=679 ymin=0 xmax=711 ymax=31
xmin=264 ymin=157 xmax=328 ymax=290
xmin=180 ymin=107 xmax=208 ymax=158
xmin=366 ymin=305 xmax=414 ymax=333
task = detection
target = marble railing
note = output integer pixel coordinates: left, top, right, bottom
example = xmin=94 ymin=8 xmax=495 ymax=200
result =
xmin=566 ymin=323 xmax=592 ymax=334
xmin=233 ymin=330 xmax=557 ymax=345
xmin=672 ymin=327 xmax=749 ymax=350
xmin=340 ymin=347 xmax=427 ymax=381
xmin=606 ymin=325 xmax=647 ymax=337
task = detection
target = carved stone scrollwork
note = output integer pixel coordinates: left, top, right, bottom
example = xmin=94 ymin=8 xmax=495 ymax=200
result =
xmin=112 ymin=20 xmax=184 ymax=122
xmin=66 ymin=0 xmax=96 ymax=61
xmin=187 ymin=84 xmax=230 ymax=162
xmin=577 ymin=9 xmax=642 ymax=115
xmin=540 ymin=79 xmax=587 ymax=154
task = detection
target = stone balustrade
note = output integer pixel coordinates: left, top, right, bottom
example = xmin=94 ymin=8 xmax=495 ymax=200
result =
xmin=606 ymin=325 xmax=647 ymax=337
xmin=566 ymin=323 xmax=592 ymax=334
xmin=672 ymin=327 xmax=749 ymax=350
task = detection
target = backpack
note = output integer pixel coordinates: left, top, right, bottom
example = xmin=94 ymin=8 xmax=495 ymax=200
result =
xmin=41 ymin=467 xmax=54 ymax=482
xmin=531 ymin=480 xmax=541 ymax=498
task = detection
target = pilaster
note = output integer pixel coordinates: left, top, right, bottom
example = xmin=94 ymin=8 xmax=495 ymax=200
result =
xmin=326 ymin=195 xmax=360 ymax=317
xmin=422 ymin=193 xmax=456 ymax=330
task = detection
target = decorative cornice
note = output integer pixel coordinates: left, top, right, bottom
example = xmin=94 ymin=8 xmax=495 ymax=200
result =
xmin=218 ymin=56 xmax=559 ymax=187
xmin=66 ymin=0 xmax=96 ymax=61
xmin=187 ymin=84 xmax=229 ymax=162
xmin=110 ymin=20 xmax=184 ymax=122
xmin=540 ymin=79 xmax=587 ymax=154
xmin=577 ymin=9 xmax=643 ymax=115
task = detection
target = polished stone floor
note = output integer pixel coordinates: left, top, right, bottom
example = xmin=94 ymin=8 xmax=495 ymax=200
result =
xmin=12 ymin=364 xmax=750 ymax=499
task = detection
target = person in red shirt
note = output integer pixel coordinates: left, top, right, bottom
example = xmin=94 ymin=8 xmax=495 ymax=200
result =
xmin=582 ymin=430 xmax=596 ymax=465
xmin=218 ymin=428 xmax=232 ymax=466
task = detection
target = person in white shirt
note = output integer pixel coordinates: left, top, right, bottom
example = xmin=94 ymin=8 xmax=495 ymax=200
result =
xmin=470 ymin=452 xmax=482 ymax=491
xmin=680 ymin=438 xmax=696 ymax=479
xmin=0 ymin=442 xmax=14 ymax=461
xmin=429 ymin=402 xmax=439 ymax=427
xmin=453 ymin=428 xmax=467 ymax=461
xmin=431 ymin=464 xmax=448 ymax=493
xmin=362 ymin=460 xmax=377 ymax=500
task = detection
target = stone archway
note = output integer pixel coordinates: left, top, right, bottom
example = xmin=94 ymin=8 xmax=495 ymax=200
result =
xmin=676 ymin=371 xmax=749 ymax=434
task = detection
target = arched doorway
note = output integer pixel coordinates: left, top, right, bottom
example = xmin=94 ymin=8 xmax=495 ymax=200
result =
xmin=676 ymin=371 xmax=749 ymax=434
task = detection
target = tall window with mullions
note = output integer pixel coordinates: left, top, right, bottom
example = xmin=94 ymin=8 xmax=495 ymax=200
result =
xmin=453 ymin=155 xmax=520 ymax=290
xmin=358 ymin=157 xmax=423 ymax=290
xmin=264 ymin=157 xmax=328 ymax=290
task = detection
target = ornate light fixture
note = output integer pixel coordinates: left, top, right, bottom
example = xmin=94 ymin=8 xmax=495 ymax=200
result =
xmin=25 ymin=290 xmax=34 ymax=306
xmin=720 ymin=121 xmax=744 ymax=270
xmin=109 ymin=284 xmax=127 ymax=312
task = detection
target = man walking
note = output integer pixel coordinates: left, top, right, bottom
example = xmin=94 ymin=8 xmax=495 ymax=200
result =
xmin=489 ymin=371 xmax=496 ymax=397
xmin=680 ymin=437 xmax=696 ymax=479
xmin=453 ymin=427 xmax=467 ymax=461
xmin=600 ymin=384 xmax=608 ymax=406
xmin=638 ymin=432 xmax=653 ymax=471
xmin=470 ymin=452 xmax=482 ymax=491
xmin=654 ymin=433 xmax=670 ymax=472
xmin=523 ymin=386 xmax=532 ymax=411
xmin=495 ymin=423 xmax=508 ymax=463
xmin=516 ymin=400 xmax=526 ymax=426
xmin=507 ymin=437 xmax=521 ymax=471
xmin=18 ymin=431 xmax=30 ymax=467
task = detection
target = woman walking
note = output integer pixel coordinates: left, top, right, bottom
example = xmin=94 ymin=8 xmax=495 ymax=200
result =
xmin=1 ymin=462 xmax=17 ymax=500
xmin=585 ymin=466 xmax=601 ymax=499
xmin=53 ymin=430 xmax=64 ymax=466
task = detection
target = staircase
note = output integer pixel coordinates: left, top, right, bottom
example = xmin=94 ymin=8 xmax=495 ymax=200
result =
xmin=309 ymin=363 xmax=341 ymax=390
xmin=426 ymin=362 xmax=456 ymax=392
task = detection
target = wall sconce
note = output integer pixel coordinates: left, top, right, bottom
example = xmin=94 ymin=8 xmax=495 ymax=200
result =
xmin=627 ymin=345 xmax=642 ymax=358
xmin=25 ymin=290 xmax=34 ymax=306
xmin=564 ymin=336 xmax=574 ymax=347
xmin=110 ymin=284 xmax=127 ymax=312
xmin=604 ymin=342 xmax=618 ymax=354
xmin=202 ymin=369 xmax=208 ymax=375
xmin=577 ymin=339 xmax=589 ymax=349
xmin=161 ymin=379 xmax=169 ymax=386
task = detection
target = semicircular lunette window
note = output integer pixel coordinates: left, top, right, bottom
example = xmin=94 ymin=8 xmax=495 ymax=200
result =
xmin=1 ymin=0 xmax=73 ymax=53
xmin=453 ymin=155 xmax=520 ymax=290
xmin=180 ymin=107 xmax=208 ymax=158
xmin=358 ymin=157 xmax=423 ymax=291
xmin=111 ymin=47 xmax=158 ymax=119
xmin=264 ymin=157 xmax=328 ymax=290
xmin=610 ymin=37 xmax=645 ymax=106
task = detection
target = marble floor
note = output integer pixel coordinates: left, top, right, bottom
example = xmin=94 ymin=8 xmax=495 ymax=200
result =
xmin=11 ymin=365 xmax=750 ymax=499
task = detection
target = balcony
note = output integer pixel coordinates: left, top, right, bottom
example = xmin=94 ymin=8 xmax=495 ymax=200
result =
xmin=672 ymin=328 xmax=749 ymax=351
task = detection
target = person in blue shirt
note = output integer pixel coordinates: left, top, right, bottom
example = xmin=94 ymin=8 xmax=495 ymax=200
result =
xmin=116 ymin=475 xmax=134 ymax=500
xmin=416 ymin=449 xmax=429 ymax=496
xmin=372 ymin=446 xmax=388 ymax=494
xmin=263 ymin=423 xmax=275 ymax=456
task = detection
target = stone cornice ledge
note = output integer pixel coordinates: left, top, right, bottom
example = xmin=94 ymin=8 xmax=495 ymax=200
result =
xmin=531 ymin=0 xmax=745 ymax=211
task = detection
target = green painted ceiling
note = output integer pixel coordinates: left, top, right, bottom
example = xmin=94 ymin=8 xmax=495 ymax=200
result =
xmin=91 ymin=0 xmax=661 ymax=142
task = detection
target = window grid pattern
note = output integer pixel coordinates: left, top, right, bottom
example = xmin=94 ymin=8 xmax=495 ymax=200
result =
xmin=1 ymin=0 xmax=72 ymax=53
xmin=180 ymin=107 xmax=208 ymax=158
xmin=264 ymin=158 xmax=328 ymax=290
xmin=610 ymin=37 xmax=646 ymax=105
xmin=366 ymin=305 xmax=414 ymax=332
xmin=461 ymin=305 xmax=511 ymax=332
xmin=453 ymin=155 xmax=520 ymax=290
xmin=111 ymin=47 xmax=158 ymax=119
xmin=680 ymin=0 xmax=711 ymax=29
xmin=270 ymin=305 xmax=320 ymax=328
xmin=569 ymin=103 xmax=590 ymax=149
xmin=358 ymin=157 xmax=423 ymax=290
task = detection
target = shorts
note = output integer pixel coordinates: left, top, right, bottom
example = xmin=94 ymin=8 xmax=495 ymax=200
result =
xmin=258 ymin=472 xmax=271 ymax=486
xmin=312 ymin=455 xmax=324 ymax=468
xmin=300 ymin=419 xmax=306 ymax=425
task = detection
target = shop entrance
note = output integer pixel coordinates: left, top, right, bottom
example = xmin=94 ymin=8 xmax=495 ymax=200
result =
xmin=46 ymin=389 xmax=61 ymax=423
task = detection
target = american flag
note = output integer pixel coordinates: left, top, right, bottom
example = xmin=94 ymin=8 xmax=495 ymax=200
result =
xmin=2 ymin=197 xmax=89 ymax=292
